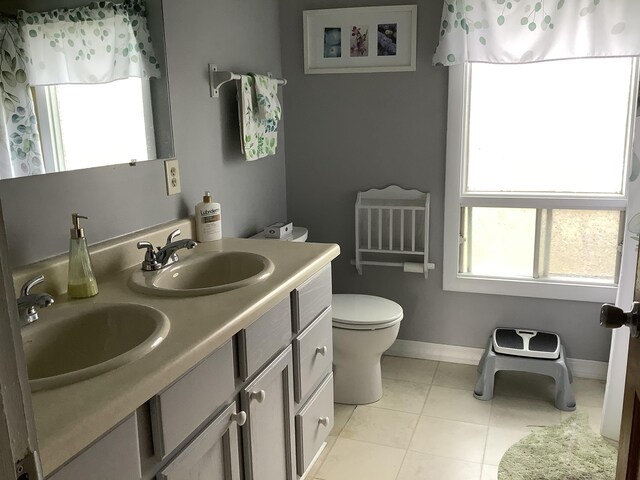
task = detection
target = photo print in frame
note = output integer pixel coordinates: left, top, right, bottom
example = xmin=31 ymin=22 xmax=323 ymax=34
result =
xmin=304 ymin=5 xmax=417 ymax=74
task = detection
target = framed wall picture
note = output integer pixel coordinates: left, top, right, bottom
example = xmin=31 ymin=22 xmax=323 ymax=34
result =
xmin=303 ymin=5 xmax=417 ymax=74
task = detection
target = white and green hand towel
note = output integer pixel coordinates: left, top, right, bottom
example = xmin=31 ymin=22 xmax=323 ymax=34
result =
xmin=237 ymin=74 xmax=280 ymax=161
xmin=253 ymin=74 xmax=281 ymax=122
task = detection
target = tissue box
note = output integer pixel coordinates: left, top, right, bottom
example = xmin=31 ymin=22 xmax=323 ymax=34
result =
xmin=264 ymin=222 xmax=293 ymax=239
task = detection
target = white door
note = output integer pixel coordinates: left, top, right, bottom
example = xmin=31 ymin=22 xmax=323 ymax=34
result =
xmin=0 ymin=200 xmax=42 ymax=480
xmin=601 ymin=245 xmax=640 ymax=478
xmin=601 ymin=94 xmax=640 ymax=440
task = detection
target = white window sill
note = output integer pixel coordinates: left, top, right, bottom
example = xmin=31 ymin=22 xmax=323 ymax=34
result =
xmin=443 ymin=273 xmax=617 ymax=303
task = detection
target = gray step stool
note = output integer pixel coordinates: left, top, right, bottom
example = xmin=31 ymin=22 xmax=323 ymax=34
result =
xmin=474 ymin=333 xmax=576 ymax=412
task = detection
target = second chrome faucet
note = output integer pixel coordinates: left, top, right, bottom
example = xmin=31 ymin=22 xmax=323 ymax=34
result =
xmin=137 ymin=229 xmax=197 ymax=271
xmin=17 ymin=274 xmax=54 ymax=327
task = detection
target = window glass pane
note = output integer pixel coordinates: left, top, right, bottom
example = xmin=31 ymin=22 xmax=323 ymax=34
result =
xmin=466 ymin=58 xmax=633 ymax=195
xmin=463 ymin=207 xmax=536 ymax=277
xmin=53 ymin=78 xmax=154 ymax=171
xmin=539 ymin=209 xmax=620 ymax=282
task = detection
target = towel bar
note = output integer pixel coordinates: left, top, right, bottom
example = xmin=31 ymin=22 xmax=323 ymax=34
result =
xmin=349 ymin=259 xmax=436 ymax=273
xmin=208 ymin=64 xmax=287 ymax=98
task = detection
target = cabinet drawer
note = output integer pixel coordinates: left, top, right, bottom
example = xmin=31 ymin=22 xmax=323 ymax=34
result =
xmin=151 ymin=340 xmax=235 ymax=458
xmin=238 ymin=298 xmax=292 ymax=380
xmin=49 ymin=414 xmax=140 ymax=480
xmin=293 ymin=307 xmax=333 ymax=404
xmin=157 ymin=402 xmax=242 ymax=480
xmin=295 ymin=373 xmax=334 ymax=476
xmin=292 ymin=264 xmax=332 ymax=333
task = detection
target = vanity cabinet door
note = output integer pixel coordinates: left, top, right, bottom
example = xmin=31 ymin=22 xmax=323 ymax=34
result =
xmin=48 ymin=414 xmax=141 ymax=480
xmin=157 ymin=402 xmax=243 ymax=480
xmin=241 ymin=345 xmax=296 ymax=480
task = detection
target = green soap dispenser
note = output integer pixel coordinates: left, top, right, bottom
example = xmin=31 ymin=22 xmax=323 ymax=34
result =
xmin=68 ymin=213 xmax=99 ymax=298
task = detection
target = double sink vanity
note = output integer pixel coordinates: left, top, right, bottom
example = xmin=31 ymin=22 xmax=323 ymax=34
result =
xmin=14 ymin=218 xmax=339 ymax=479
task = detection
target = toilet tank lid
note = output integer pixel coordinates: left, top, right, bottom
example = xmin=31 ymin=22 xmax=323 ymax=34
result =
xmin=332 ymin=294 xmax=403 ymax=325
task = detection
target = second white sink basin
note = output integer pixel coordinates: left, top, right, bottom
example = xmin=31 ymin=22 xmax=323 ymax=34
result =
xmin=129 ymin=251 xmax=275 ymax=297
xmin=23 ymin=302 xmax=170 ymax=392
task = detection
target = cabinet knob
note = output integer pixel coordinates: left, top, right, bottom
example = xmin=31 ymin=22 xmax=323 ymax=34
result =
xmin=316 ymin=346 xmax=328 ymax=356
xmin=250 ymin=390 xmax=266 ymax=403
xmin=318 ymin=416 xmax=330 ymax=427
xmin=231 ymin=411 xmax=247 ymax=426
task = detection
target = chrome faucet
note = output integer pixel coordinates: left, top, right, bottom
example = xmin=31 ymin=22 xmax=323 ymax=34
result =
xmin=137 ymin=229 xmax=197 ymax=271
xmin=17 ymin=274 xmax=54 ymax=327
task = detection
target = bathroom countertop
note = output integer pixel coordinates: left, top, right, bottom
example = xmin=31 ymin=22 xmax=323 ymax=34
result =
xmin=25 ymin=234 xmax=339 ymax=476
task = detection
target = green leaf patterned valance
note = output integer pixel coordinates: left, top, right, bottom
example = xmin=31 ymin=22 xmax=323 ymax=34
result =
xmin=433 ymin=0 xmax=640 ymax=65
xmin=17 ymin=0 xmax=161 ymax=85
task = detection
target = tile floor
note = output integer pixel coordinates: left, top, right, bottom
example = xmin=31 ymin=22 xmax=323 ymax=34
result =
xmin=308 ymin=355 xmax=607 ymax=480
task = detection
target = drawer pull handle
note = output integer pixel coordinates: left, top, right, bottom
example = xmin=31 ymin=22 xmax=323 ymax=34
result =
xmin=316 ymin=346 xmax=328 ymax=356
xmin=231 ymin=411 xmax=247 ymax=426
xmin=318 ymin=416 xmax=330 ymax=427
xmin=250 ymin=390 xmax=266 ymax=403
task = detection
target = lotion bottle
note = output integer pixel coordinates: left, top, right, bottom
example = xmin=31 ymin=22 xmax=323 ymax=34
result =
xmin=195 ymin=191 xmax=222 ymax=242
xmin=67 ymin=213 xmax=99 ymax=298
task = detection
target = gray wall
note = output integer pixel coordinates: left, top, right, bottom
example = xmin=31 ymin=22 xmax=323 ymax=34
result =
xmin=1 ymin=0 xmax=611 ymax=361
xmin=279 ymin=0 xmax=611 ymax=361
xmin=1 ymin=0 xmax=287 ymax=267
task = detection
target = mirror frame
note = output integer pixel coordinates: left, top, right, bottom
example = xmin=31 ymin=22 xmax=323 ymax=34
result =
xmin=0 ymin=0 xmax=175 ymax=180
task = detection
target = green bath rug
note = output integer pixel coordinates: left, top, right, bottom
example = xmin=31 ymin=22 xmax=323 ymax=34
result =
xmin=498 ymin=413 xmax=617 ymax=480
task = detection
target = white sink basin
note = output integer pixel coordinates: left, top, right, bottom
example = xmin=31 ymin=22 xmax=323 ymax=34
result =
xmin=129 ymin=251 xmax=275 ymax=297
xmin=22 ymin=303 xmax=169 ymax=392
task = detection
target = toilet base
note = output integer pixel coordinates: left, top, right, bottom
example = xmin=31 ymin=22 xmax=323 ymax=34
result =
xmin=332 ymin=323 xmax=400 ymax=405
xmin=333 ymin=359 xmax=384 ymax=404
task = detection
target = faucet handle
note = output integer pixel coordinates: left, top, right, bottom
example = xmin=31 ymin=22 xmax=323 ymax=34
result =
xmin=34 ymin=294 xmax=54 ymax=309
xmin=137 ymin=241 xmax=155 ymax=252
xmin=137 ymin=241 xmax=158 ymax=261
xmin=137 ymin=241 xmax=161 ymax=271
xmin=166 ymin=229 xmax=181 ymax=245
xmin=20 ymin=274 xmax=45 ymax=297
xmin=165 ymin=229 xmax=187 ymax=264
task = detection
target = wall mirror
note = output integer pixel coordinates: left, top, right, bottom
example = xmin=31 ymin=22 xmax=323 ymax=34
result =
xmin=0 ymin=0 xmax=174 ymax=179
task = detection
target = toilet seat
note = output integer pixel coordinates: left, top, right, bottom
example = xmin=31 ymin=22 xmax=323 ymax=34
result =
xmin=332 ymin=294 xmax=403 ymax=331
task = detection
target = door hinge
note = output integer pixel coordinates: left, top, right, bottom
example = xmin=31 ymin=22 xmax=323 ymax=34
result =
xmin=16 ymin=450 xmax=42 ymax=480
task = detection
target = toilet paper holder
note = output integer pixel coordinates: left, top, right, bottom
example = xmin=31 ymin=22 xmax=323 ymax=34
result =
xmin=352 ymin=185 xmax=435 ymax=278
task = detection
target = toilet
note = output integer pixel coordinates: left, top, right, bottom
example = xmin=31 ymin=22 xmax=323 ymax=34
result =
xmin=332 ymin=294 xmax=403 ymax=405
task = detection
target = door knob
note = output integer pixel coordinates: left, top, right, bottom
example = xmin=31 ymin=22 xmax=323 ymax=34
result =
xmin=318 ymin=416 xmax=330 ymax=427
xmin=600 ymin=302 xmax=640 ymax=338
xmin=316 ymin=346 xmax=328 ymax=356
xmin=250 ymin=390 xmax=266 ymax=403
xmin=231 ymin=411 xmax=247 ymax=426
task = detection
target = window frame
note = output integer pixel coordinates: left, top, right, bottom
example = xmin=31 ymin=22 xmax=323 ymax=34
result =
xmin=443 ymin=60 xmax=640 ymax=303
xmin=33 ymin=78 xmax=156 ymax=173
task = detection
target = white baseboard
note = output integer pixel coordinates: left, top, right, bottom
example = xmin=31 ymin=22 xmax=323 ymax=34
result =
xmin=386 ymin=339 xmax=608 ymax=380
xmin=565 ymin=358 xmax=609 ymax=381
xmin=386 ymin=339 xmax=485 ymax=365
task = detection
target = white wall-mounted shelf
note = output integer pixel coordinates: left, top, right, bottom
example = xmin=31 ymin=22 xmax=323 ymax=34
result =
xmin=353 ymin=185 xmax=435 ymax=278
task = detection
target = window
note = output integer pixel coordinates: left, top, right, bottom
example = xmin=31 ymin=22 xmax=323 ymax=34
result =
xmin=33 ymin=77 xmax=156 ymax=173
xmin=443 ymin=57 xmax=639 ymax=302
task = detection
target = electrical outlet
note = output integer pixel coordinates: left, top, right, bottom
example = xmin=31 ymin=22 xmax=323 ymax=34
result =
xmin=164 ymin=159 xmax=181 ymax=195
